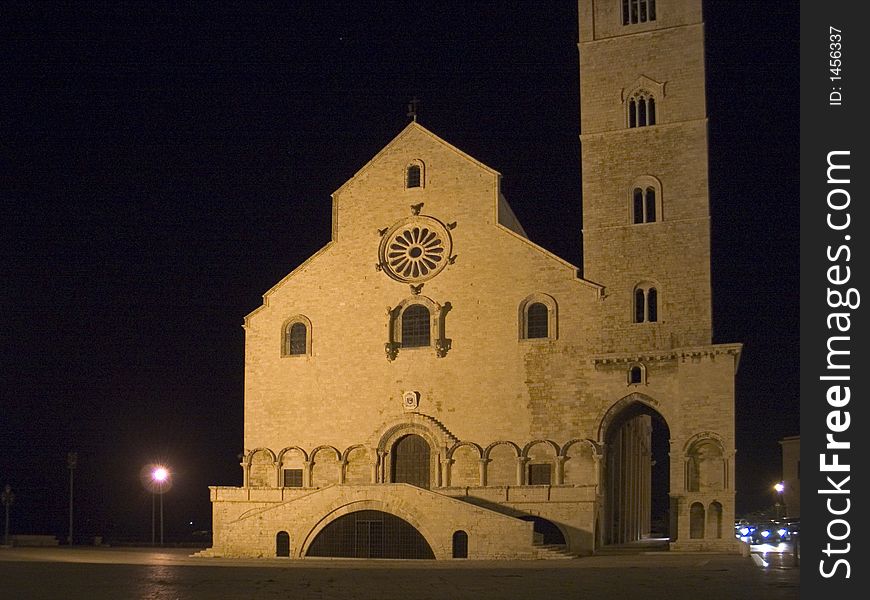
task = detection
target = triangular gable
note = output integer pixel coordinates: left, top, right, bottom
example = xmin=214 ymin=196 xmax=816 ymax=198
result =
xmin=332 ymin=121 xmax=501 ymax=197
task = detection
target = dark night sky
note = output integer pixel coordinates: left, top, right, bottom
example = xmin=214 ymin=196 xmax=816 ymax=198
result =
xmin=2 ymin=1 xmax=798 ymax=542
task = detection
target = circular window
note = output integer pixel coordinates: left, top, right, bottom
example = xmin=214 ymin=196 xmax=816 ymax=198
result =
xmin=379 ymin=216 xmax=452 ymax=283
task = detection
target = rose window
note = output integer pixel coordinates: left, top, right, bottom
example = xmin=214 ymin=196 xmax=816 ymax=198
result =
xmin=379 ymin=216 xmax=452 ymax=283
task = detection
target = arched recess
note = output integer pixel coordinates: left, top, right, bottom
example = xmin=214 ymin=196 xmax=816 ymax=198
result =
xmin=310 ymin=446 xmax=341 ymax=488
xmin=276 ymin=531 xmax=290 ymax=557
xmin=452 ymin=530 xmax=468 ymax=558
xmin=343 ymin=445 xmax=372 ymax=485
xmin=707 ymin=501 xmax=723 ymax=539
xmin=247 ymin=448 xmax=276 ymax=488
xmin=485 ymin=441 xmax=521 ymax=486
xmin=301 ymin=500 xmax=437 ymax=559
xmin=689 ymin=502 xmax=705 ymax=539
xmin=523 ymin=440 xmax=559 ymax=486
xmin=278 ymin=447 xmax=308 ymax=488
xmin=598 ymin=394 xmax=671 ymax=545
xmin=447 ymin=442 xmax=483 ymax=487
xmin=685 ymin=435 xmax=726 ymax=492
xmin=561 ymin=439 xmax=599 ymax=486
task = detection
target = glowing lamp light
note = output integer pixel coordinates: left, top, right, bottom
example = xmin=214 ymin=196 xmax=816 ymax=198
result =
xmin=774 ymin=482 xmax=784 ymax=493
xmin=152 ymin=467 xmax=169 ymax=483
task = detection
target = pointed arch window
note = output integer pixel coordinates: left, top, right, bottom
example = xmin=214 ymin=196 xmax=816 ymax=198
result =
xmin=634 ymin=284 xmax=658 ymax=323
xmin=282 ymin=315 xmax=312 ymax=357
xmin=627 ymin=90 xmax=656 ymax=127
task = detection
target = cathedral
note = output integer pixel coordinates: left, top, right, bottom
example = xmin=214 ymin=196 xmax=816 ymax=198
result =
xmin=203 ymin=0 xmax=741 ymax=559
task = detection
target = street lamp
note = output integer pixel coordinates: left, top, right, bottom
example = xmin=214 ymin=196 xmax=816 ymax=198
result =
xmin=774 ymin=481 xmax=785 ymax=519
xmin=151 ymin=465 xmax=170 ymax=546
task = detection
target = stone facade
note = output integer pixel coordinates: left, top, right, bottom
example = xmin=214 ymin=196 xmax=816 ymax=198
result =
xmin=204 ymin=0 xmax=740 ymax=559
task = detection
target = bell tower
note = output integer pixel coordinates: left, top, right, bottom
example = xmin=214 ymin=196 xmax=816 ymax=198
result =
xmin=579 ymin=0 xmax=712 ymax=351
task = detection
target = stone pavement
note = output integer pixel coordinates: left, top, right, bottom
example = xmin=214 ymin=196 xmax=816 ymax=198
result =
xmin=0 ymin=546 xmax=798 ymax=600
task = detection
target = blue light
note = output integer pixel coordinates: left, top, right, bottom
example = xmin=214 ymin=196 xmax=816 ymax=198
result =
xmin=761 ymin=530 xmax=771 ymax=538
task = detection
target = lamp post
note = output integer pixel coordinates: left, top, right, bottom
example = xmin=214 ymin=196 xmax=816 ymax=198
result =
xmin=774 ymin=481 xmax=785 ymax=519
xmin=67 ymin=452 xmax=77 ymax=546
xmin=1 ymin=485 xmax=13 ymax=546
xmin=151 ymin=466 xmax=169 ymax=546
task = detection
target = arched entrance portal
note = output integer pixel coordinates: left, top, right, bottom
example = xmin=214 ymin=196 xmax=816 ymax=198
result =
xmin=306 ymin=510 xmax=435 ymax=559
xmin=602 ymin=400 xmax=670 ymax=546
xmin=391 ymin=434 xmax=430 ymax=489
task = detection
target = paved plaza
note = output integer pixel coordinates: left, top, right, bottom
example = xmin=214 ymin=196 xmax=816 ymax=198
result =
xmin=0 ymin=545 xmax=797 ymax=600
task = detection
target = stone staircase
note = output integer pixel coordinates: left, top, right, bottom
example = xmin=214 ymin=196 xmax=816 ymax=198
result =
xmin=533 ymin=542 xmax=578 ymax=559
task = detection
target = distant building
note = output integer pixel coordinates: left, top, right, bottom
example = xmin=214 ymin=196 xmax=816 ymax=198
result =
xmin=779 ymin=436 xmax=800 ymax=519
xmin=202 ymin=0 xmax=741 ymax=559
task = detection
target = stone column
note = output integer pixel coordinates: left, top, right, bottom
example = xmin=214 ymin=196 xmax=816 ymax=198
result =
xmin=440 ymin=458 xmax=453 ymax=487
xmin=555 ymin=456 xmax=567 ymax=485
xmin=478 ymin=459 xmax=489 ymax=487
xmin=516 ymin=457 xmax=529 ymax=486
xmin=303 ymin=461 xmax=313 ymax=488
xmin=370 ymin=452 xmax=380 ymax=484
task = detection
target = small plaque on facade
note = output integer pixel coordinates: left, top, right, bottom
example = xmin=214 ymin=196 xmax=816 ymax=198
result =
xmin=402 ymin=390 xmax=420 ymax=410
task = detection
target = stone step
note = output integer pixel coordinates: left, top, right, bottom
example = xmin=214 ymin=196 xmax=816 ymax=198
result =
xmin=533 ymin=543 xmax=578 ymax=559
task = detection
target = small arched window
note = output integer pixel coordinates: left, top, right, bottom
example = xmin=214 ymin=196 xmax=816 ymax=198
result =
xmin=283 ymin=316 xmax=312 ymax=356
xmin=401 ymin=304 xmax=431 ymax=347
xmin=633 ymin=186 xmax=657 ymax=223
xmin=629 ymin=177 xmax=662 ymax=224
xmin=628 ymin=365 xmax=643 ymax=385
xmin=634 ymin=285 xmax=658 ymax=323
xmin=627 ymin=90 xmax=656 ymax=128
xmin=288 ymin=323 xmax=306 ymax=355
xmin=406 ymin=164 xmax=421 ymax=188
xmin=519 ymin=294 xmax=558 ymax=340
xmin=526 ymin=303 xmax=549 ymax=339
